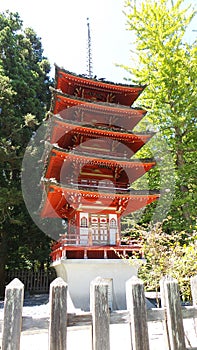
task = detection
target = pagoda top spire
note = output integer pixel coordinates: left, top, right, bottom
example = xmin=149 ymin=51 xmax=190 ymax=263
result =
xmin=87 ymin=17 xmax=93 ymax=78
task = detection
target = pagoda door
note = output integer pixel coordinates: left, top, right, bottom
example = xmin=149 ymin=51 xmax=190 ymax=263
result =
xmin=99 ymin=215 xmax=109 ymax=244
xmin=90 ymin=214 xmax=109 ymax=245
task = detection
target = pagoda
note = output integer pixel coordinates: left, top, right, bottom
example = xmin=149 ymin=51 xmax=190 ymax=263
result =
xmin=40 ymin=65 xmax=159 ymax=309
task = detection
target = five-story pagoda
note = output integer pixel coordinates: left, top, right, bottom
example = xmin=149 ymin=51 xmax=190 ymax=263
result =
xmin=40 ymin=65 xmax=159 ymax=309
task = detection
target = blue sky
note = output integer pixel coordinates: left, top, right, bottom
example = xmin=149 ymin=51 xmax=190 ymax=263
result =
xmin=0 ymin=0 xmax=196 ymax=83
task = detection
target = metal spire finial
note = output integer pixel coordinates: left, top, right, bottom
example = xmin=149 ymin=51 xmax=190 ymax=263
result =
xmin=87 ymin=18 xmax=93 ymax=78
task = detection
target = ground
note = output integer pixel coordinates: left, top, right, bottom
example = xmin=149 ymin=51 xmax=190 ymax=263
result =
xmin=0 ymin=294 xmax=197 ymax=349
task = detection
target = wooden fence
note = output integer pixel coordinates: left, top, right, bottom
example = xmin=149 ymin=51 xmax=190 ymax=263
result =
xmin=6 ymin=269 xmax=56 ymax=293
xmin=1 ymin=275 xmax=197 ymax=350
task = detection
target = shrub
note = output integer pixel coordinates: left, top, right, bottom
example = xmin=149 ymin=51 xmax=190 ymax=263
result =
xmin=128 ymin=222 xmax=197 ymax=301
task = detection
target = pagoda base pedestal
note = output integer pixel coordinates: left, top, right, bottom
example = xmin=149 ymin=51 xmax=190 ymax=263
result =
xmin=51 ymin=258 xmax=140 ymax=310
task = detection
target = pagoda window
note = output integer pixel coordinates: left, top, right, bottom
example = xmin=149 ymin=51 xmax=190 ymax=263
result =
xmin=81 ymin=216 xmax=88 ymax=227
xmin=110 ymin=218 xmax=117 ymax=228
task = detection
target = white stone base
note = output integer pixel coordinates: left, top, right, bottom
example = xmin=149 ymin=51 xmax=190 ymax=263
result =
xmin=51 ymin=258 xmax=139 ymax=310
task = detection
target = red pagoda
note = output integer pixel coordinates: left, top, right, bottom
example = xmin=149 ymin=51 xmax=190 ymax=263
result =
xmin=40 ymin=65 xmax=159 ymax=309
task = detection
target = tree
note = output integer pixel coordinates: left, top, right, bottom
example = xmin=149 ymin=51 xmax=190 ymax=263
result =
xmin=0 ymin=11 xmax=52 ymax=296
xmin=122 ymin=0 xmax=197 ymax=231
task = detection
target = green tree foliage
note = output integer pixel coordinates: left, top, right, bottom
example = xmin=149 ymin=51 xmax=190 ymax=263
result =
xmin=122 ymin=0 xmax=197 ymax=231
xmin=0 ymin=11 xmax=52 ymax=296
xmin=133 ymin=222 xmax=197 ymax=301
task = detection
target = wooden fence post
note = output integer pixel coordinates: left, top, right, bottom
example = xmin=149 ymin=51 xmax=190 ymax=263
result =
xmin=190 ymin=275 xmax=197 ymax=306
xmin=2 ymin=278 xmax=24 ymax=350
xmin=162 ymin=276 xmax=186 ymax=350
xmin=90 ymin=277 xmax=110 ymax=350
xmin=126 ymin=276 xmax=149 ymax=350
xmin=49 ymin=277 xmax=68 ymax=350
xmin=160 ymin=277 xmax=171 ymax=350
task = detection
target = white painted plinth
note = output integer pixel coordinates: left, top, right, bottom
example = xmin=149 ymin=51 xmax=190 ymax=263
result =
xmin=51 ymin=259 xmax=139 ymax=310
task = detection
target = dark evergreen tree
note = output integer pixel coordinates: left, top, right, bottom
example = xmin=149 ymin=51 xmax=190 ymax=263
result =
xmin=0 ymin=11 xmax=52 ymax=296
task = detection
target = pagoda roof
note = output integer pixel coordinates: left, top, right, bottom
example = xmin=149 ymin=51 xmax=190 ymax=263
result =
xmin=50 ymin=88 xmax=146 ymax=116
xmin=40 ymin=181 xmax=159 ymax=218
xmin=55 ymin=65 xmax=145 ymax=106
xmin=49 ymin=90 xmax=146 ymax=131
xmin=48 ymin=115 xmax=154 ymax=154
xmin=44 ymin=146 xmax=156 ymax=185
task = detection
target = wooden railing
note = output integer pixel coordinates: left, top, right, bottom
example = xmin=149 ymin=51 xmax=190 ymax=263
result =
xmin=50 ymin=237 xmax=141 ymax=261
xmin=54 ymin=232 xmax=136 ymax=247
xmin=58 ymin=230 xmax=118 ymax=246
xmin=1 ymin=275 xmax=197 ymax=350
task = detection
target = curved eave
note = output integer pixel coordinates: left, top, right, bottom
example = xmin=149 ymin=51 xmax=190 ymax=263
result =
xmin=44 ymin=147 xmax=156 ymax=181
xmin=50 ymin=89 xmax=147 ymax=118
xmin=55 ymin=64 xmax=145 ymax=89
xmin=49 ymin=116 xmax=154 ymax=143
xmin=55 ymin=65 xmax=145 ymax=106
xmin=40 ymin=182 xmax=160 ymax=218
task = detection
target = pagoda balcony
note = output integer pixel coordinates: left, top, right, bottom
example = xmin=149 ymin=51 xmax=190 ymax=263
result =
xmin=58 ymin=179 xmax=130 ymax=194
xmin=43 ymin=178 xmax=157 ymax=196
xmin=77 ymin=183 xmax=130 ymax=193
xmin=58 ymin=230 xmax=120 ymax=247
xmin=51 ymin=237 xmax=141 ymax=261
